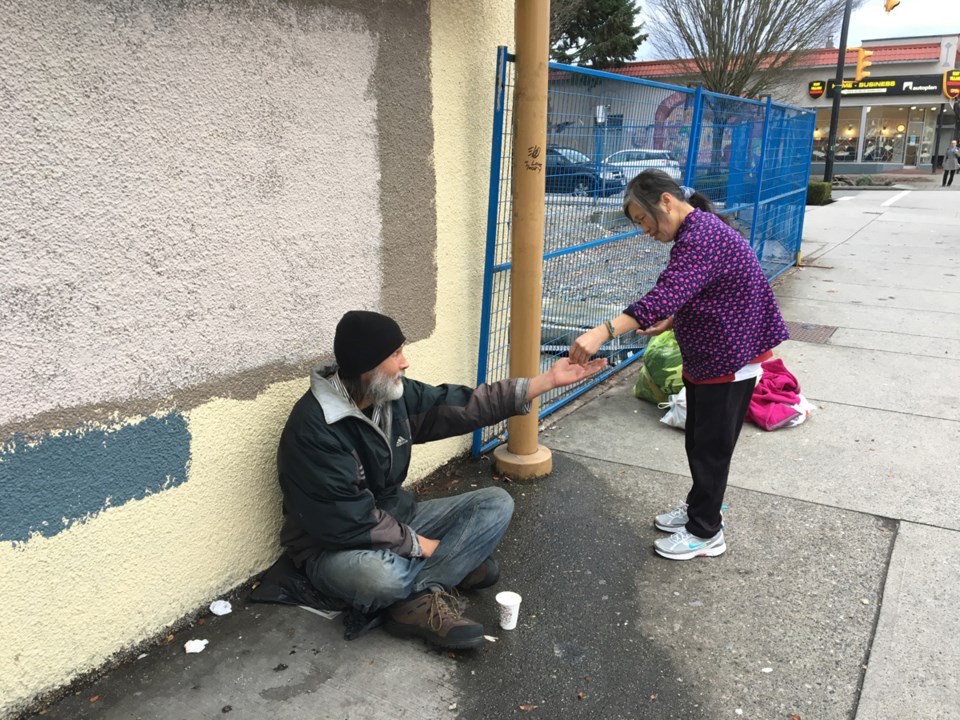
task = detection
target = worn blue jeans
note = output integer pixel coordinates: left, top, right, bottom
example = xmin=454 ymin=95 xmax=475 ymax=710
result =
xmin=304 ymin=487 xmax=514 ymax=613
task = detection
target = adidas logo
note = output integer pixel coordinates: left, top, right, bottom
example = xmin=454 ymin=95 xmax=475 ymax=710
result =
xmin=395 ymin=436 xmax=409 ymax=447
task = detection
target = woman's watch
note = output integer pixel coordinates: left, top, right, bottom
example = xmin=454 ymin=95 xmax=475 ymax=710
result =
xmin=604 ymin=319 xmax=617 ymax=339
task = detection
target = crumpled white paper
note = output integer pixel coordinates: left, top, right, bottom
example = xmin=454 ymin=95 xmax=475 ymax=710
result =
xmin=184 ymin=639 xmax=209 ymax=654
xmin=209 ymin=600 xmax=232 ymax=616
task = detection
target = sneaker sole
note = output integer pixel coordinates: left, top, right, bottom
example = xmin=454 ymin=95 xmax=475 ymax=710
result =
xmin=382 ymin=618 xmax=485 ymax=650
xmin=654 ymin=514 xmax=724 ymax=534
xmin=655 ymin=521 xmax=686 ymax=533
xmin=654 ymin=541 xmax=727 ymax=561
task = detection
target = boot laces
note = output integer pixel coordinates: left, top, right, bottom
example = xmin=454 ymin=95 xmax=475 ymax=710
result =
xmin=428 ymin=589 xmax=463 ymax=631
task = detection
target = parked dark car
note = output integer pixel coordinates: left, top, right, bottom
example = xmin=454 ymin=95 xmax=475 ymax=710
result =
xmin=545 ymin=146 xmax=627 ymax=196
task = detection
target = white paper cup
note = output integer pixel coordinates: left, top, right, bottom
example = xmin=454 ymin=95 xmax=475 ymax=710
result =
xmin=495 ymin=591 xmax=522 ymax=630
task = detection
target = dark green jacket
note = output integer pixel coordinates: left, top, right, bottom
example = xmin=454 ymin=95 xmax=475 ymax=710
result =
xmin=277 ymin=362 xmax=530 ymax=566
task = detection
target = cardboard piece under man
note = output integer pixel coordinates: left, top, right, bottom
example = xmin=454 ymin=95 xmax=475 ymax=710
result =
xmin=276 ymin=310 xmax=605 ymax=649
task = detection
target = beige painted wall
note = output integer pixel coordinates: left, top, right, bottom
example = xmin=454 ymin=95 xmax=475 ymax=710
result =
xmin=0 ymin=1 xmax=385 ymax=429
xmin=406 ymin=1 xmax=515 ymax=476
xmin=0 ymin=0 xmax=513 ymax=716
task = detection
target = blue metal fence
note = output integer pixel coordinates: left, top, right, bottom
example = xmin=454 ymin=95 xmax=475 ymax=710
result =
xmin=472 ymin=48 xmax=816 ymax=455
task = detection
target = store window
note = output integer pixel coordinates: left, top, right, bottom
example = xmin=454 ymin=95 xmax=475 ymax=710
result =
xmin=811 ymin=107 xmax=861 ymax=162
xmin=863 ymin=106 xmax=910 ymax=163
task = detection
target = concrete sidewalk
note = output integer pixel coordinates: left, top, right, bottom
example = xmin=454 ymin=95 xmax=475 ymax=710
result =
xmin=27 ymin=191 xmax=960 ymax=720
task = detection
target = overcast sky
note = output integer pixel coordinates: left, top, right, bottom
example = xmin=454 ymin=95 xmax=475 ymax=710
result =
xmin=848 ymin=0 xmax=955 ymax=44
xmin=635 ymin=0 xmax=958 ymax=60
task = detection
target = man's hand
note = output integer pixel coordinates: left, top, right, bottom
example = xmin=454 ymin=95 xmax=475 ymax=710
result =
xmin=417 ymin=535 xmax=440 ymax=558
xmin=636 ymin=317 xmax=673 ymax=337
xmin=525 ymin=357 xmax=608 ymax=400
xmin=548 ymin=357 xmax=608 ymax=386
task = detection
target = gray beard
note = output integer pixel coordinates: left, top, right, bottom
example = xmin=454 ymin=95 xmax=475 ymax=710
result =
xmin=367 ymin=369 xmax=404 ymax=405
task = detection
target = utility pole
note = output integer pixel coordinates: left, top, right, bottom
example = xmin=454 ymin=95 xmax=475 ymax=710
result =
xmin=823 ymin=0 xmax=854 ymax=183
xmin=493 ymin=0 xmax=553 ymax=479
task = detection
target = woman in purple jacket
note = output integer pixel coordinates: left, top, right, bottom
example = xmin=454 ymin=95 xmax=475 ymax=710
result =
xmin=569 ymin=170 xmax=789 ymax=561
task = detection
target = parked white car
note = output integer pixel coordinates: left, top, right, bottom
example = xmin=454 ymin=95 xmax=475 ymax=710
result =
xmin=603 ymin=148 xmax=683 ymax=183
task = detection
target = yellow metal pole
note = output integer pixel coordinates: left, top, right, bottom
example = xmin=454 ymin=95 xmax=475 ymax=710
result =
xmin=493 ymin=0 xmax=553 ymax=479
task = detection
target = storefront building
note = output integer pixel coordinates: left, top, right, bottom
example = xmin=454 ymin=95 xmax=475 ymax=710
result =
xmin=612 ymin=33 xmax=960 ymax=173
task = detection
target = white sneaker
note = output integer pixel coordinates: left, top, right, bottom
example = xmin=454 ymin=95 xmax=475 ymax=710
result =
xmin=654 ymin=528 xmax=726 ymax=561
xmin=654 ymin=502 xmax=689 ymax=532
xmin=655 ymin=503 xmax=724 ymax=533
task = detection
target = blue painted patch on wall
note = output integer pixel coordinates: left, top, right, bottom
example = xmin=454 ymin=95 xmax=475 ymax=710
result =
xmin=0 ymin=413 xmax=191 ymax=544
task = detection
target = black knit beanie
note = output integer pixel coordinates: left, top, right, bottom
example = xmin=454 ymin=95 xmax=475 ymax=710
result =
xmin=334 ymin=310 xmax=406 ymax=377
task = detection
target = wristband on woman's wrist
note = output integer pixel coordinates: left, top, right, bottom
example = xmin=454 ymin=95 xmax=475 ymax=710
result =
xmin=604 ymin=319 xmax=617 ymax=339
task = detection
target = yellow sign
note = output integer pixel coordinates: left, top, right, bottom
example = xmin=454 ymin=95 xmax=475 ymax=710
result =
xmin=945 ymin=70 xmax=960 ymax=100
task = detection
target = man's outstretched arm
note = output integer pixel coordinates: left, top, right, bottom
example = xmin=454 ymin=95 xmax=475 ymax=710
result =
xmin=406 ymin=357 xmax=608 ymax=444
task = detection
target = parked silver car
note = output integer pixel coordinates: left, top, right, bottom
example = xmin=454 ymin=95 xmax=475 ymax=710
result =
xmin=603 ymin=148 xmax=683 ymax=183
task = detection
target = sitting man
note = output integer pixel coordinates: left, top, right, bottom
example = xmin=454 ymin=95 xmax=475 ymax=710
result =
xmin=276 ymin=310 xmax=605 ymax=649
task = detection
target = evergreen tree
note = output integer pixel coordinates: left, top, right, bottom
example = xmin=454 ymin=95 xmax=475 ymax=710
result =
xmin=551 ymin=0 xmax=648 ymax=70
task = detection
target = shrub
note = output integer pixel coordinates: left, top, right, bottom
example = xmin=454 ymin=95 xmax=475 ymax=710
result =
xmin=855 ymin=175 xmax=874 ymax=186
xmin=690 ymin=173 xmax=739 ymax=204
xmin=806 ymin=181 xmax=832 ymax=205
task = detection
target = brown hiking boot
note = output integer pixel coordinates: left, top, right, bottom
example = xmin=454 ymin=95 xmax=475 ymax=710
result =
xmin=384 ymin=588 xmax=484 ymax=649
xmin=457 ymin=556 xmax=500 ymax=591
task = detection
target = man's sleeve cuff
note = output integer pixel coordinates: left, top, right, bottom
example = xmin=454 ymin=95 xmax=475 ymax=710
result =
xmin=408 ymin=529 xmax=423 ymax=558
xmin=515 ymin=378 xmax=533 ymax=415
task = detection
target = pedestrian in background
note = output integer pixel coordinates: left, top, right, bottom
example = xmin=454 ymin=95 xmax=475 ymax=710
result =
xmin=942 ymin=139 xmax=959 ymax=187
xmin=568 ymin=170 xmax=789 ymax=561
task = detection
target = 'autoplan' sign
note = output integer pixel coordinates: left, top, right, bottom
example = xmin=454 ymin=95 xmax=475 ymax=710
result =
xmin=824 ymin=74 xmax=943 ymax=97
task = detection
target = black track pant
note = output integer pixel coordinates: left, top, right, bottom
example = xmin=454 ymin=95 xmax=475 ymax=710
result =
xmin=944 ymin=170 xmax=956 ymax=187
xmin=683 ymin=376 xmax=757 ymax=538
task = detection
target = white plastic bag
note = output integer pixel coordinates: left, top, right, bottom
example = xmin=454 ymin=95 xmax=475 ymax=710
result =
xmin=658 ymin=387 xmax=687 ymax=430
xmin=783 ymin=393 xmax=816 ymax=428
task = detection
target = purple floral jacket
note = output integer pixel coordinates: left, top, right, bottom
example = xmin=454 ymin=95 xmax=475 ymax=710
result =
xmin=624 ymin=209 xmax=789 ymax=382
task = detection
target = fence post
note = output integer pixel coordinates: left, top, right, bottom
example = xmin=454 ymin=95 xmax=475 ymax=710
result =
xmin=749 ymin=97 xmax=774 ymax=259
xmin=472 ymin=46 xmax=510 ymax=456
xmin=683 ymin=85 xmax=704 ymax=186
xmin=492 ymin=0 xmax=553 ymax=479
xmin=593 ymin=120 xmax=603 ymax=204
xmin=799 ymin=109 xmax=818 ymax=264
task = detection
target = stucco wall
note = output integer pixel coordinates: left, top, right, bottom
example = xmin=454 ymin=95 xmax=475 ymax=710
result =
xmin=0 ymin=0 xmax=511 ymax=715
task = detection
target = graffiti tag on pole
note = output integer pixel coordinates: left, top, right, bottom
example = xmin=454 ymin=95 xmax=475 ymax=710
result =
xmin=524 ymin=145 xmax=543 ymax=172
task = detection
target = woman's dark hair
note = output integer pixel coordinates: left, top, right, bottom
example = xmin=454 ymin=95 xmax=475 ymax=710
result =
xmin=622 ymin=169 xmax=728 ymax=231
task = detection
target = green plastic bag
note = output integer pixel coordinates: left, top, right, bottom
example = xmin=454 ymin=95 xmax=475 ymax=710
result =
xmin=633 ymin=330 xmax=683 ymax=404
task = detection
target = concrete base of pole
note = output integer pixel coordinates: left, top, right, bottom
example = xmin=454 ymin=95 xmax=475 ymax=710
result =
xmin=492 ymin=444 xmax=553 ymax=480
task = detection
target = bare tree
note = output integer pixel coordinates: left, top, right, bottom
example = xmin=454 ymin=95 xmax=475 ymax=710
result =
xmin=649 ymin=0 xmax=866 ymax=99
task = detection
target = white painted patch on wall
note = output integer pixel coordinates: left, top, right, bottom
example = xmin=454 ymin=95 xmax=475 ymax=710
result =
xmin=0 ymin=1 xmax=383 ymax=425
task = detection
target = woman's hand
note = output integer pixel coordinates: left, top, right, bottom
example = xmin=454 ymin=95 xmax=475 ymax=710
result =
xmin=568 ymin=326 xmax=610 ymax=366
xmin=636 ymin=317 xmax=673 ymax=337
